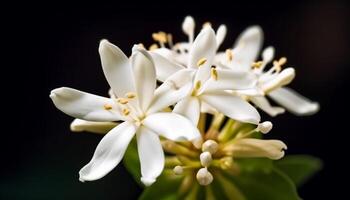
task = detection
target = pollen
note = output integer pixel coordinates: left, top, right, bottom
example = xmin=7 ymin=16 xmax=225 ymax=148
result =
xmin=103 ymin=104 xmax=113 ymax=110
xmin=117 ymin=98 xmax=129 ymax=104
xmin=126 ymin=92 xmax=136 ymax=99
xmin=225 ymin=49 xmax=233 ymax=61
xmin=152 ymin=31 xmax=167 ymax=43
xmin=211 ymin=67 xmax=218 ymax=80
xmin=122 ymin=108 xmax=130 ymax=116
xmin=149 ymin=43 xmax=159 ymax=51
xmin=197 ymin=58 xmax=207 ymax=67
xmin=251 ymin=61 xmax=263 ymax=68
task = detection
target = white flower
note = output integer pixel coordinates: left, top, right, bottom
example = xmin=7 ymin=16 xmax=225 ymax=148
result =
xmin=50 ymin=40 xmax=200 ymax=186
xmin=150 ymin=26 xmax=261 ymax=125
xmin=216 ymin=26 xmax=319 ymax=116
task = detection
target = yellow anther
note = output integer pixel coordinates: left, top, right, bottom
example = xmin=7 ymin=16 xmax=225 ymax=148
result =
xmin=225 ymin=49 xmax=233 ymax=61
xmin=197 ymin=58 xmax=207 ymax=67
xmin=126 ymin=92 xmax=136 ymax=99
xmin=251 ymin=61 xmax=263 ymax=68
xmin=149 ymin=43 xmax=159 ymax=51
xmin=203 ymin=22 xmax=212 ymax=28
xmin=211 ymin=67 xmax=218 ymax=80
xmin=104 ymin=104 xmax=113 ymax=110
xmin=278 ymin=57 xmax=287 ymax=66
xmin=167 ymin=34 xmax=173 ymax=43
xmin=117 ymin=98 xmax=129 ymax=104
xmin=195 ymin=81 xmax=202 ymax=90
xmin=152 ymin=31 xmax=167 ymax=43
xmin=273 ymin=60 xmax=282 ymax=72
xmin=122 ymin=108 xmax=130 ymax=116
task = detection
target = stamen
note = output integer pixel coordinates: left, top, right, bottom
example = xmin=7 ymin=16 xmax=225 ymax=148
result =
xmin=149 ymin=43 xmax=159 ymax=51
xmin=225 ymin=49 xmax=233 ymax=61
xmin=126 ymin=92 xmax=136 ymax=99
xmin=152 ymin=31 xmax=167 ymax=43
xmin=117 ymin=98 xmax=129 ymax=104
xmin=103 ymin=104 xmax=113 ymax=110
xmin=167 ymin=33 xmax=173 ymax=47
xmin=197 ymin=58 xmax=207 ymax=67
xmin=210 ymin=67 xmax=218 ymax=80
xmin=278 ymin=57 xmax=287 ymax=66
xmin=122 ymin=108 xmax=130 ymax=116
xmin=251 ymin=61 xmax=263 ymax=68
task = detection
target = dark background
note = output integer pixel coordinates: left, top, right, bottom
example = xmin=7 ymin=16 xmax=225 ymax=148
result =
xmin=2 ymin=1 xmax=349 ymax=199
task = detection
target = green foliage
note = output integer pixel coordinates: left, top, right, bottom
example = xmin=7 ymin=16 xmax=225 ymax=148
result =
xmin=123 ymin=139 xmax=142 ymax=186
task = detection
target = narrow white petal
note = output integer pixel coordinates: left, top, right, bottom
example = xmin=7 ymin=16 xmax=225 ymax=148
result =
xmin=203 ymin=68 xmax=257 ymax=92
xmin=79 ymin=122 xmax=137 ymax=181
xmin=230 ymin=138 xmax=287 ymax=160
xmin=262 ymin=46 xmax=275 ymax=64
xmin=182 ymin=16 xmax=195 ymax=42
xmin=189 ymin=27 xmax=217 ymax=83
xmin=131 ymin=49 xmax=156 ymax=111
xmin=216 ymin=24 xmax=227 ymax=48
xmin=268 ymin=87 xmax=319 ymax=116
xmin=173 ymin=97 xmax=201 ymax=125
xmin=200 ymin=101 xmax=217 ymax=114
xmin=261 ymin=68 xmax=295 ymax=93
xmin=143 ymin=113 xmax=201 ymax=141
xmin=232 ymin=26 xmax=263 ymax=70
xmin=200 ymin=91 xmax=260 ymax=124
xmin=250 ymin=96 xmax=285 ymax=117
xmin=137 ymin=126 xmax=164 ymax=186
xmin=147 ymin=69 xmax=194 ymax=114
xmin=234 ymin=88 xmax=265 ymax=96
xmin=99 ymin=40 xmax=136 ymax=98
xmin=149 ymin=51 xmax=185 ymax=82
xmin=50 ymin=87 xmax=122 ymax=121
xmin=70 ymin=119 xmax=118 ymax=134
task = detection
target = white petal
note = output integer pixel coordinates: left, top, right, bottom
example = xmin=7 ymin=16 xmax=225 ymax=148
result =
xmin=189 ymin=27 xmax=217 ymax=83
xmin=250 ymin=96 xmax=285 ymax=117
xmin=268 ymin=87 xmax=319 ymax=116
xmin=200 ymin=101 xmax=217 ymax=114
xmin=143 ymin=113 xmax=201 ymax=141
xmin=202 ymin=68 xmax=257 ymax=92
xmin=147 ymin=69 xmax=194 ymax=114
xmin=200 ymin=91 xmax=260 ymax=124
xmin=232 ymin=26 xmax=263 ymax=70
xmin=131 ymin=49 xmax=156 ymax=111
xmin=234 ymin=88 xmax=265 ymax=96
xmin=50 ymin=87 xmax=123 ymax=121
xmin=173 ymin=97 xmax=201 ymax=125
xmin=262 ymin=46 xmax=275 ymax=64
xmin=182 ymin=16 xmax=195 ymax=42
xmin=137 ymin=126 xmax=164 ymax=186
xmin=70 ymin=119 xmax=118 ymax=134
xmin=261 ymin=68 xmax=295 ymax=93
xmin=149 ymin=51 xmax=185 ymax=82
xmin=230 ymin=138 xmax=287 ymax=160
xmin=99 ymin=40 xmax=136 ymax=98
xmin=79 ymin=121 xmax=137 ymax=181
xmin=216 ymin=24 xmax=227 ymax=48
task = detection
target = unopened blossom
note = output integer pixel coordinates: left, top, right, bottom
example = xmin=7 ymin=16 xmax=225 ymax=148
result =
xmin=50 ymin=40 xmax=200 ymax=186
xmin=216 ymin=26 xmax=319 ymax=116
xmin=149 ymin=26 xmax=260 ymax=126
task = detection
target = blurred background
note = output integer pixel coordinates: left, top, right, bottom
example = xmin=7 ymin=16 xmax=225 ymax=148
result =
xmin=2 ymin=0 xmax=349 ymax=199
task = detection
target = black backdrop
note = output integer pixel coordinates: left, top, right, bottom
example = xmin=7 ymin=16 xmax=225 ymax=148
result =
xmin=2 ymin=1 xmax=349 ymax=199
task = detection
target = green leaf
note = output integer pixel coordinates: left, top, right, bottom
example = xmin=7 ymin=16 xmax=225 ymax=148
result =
xmin=274 ymin=155 xmax=322 ymax=186
xmin=123 ymin=139 xmax=142 ymax=186
xmin=139 ymin=172 xmax=183 ymax=200
xmin=226 ymin=167 xmax=300 ymax=200
xmin=236 ymin=158 xmax=273 ymax=173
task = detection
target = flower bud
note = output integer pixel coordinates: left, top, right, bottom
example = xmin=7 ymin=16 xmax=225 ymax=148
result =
xmin=196 ymin=168 xmax=213 ymax=186
xmin=200 ymin=152 xmax=212 ymax=167
xmin=257 ymin=121 xmax=273 ymax=134
xmin=202 ymin=140 xmax=219 ymax=154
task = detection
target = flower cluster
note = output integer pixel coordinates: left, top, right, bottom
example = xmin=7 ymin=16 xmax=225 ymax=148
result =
xmin=50 ymin=16 xmax=319 ymax=189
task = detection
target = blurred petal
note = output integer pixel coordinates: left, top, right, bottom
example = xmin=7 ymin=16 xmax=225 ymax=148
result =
xmin=137 ymin=126 xmax=164 ymax=186
xmin=200 ymin=101 xmax=217 ymax=114
xmin=147 ymin=69 xmax=194 ymax=114
xmin=269 ymin=87 xmax=319 ymax=116
xmin=79 ymin=122 xmax=137 ymax=181
xmin=99 ymin=40 xmax=136 ymax=98
xmin=216 ymin=24 xmax=227 ymax=48
xmin=250 ymin=96 xmax=285 ymax=117
xmin=50 ymin=87 xmax=123 ymax=121
xmin=131 ymin=49 xmax=156 ymax=111
xmin=200 ymin=91 xmax=260 ymax=124
xmin=261 ymin=68 xmax=295 ymax=93
xmin=189 ymin=27 xmax=217 ymax=84
xmin=143 ymin=113 xmax=201 ymax=141
xmin=173 ymin=97 xmax=201 ymax=125
xmin=182 ymin=16 xmax=195 ymax=42
xmin=149 ymin=51 xmax=185 ymax=82
xmin=70 ymin=119 xmax=118 ymax=134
